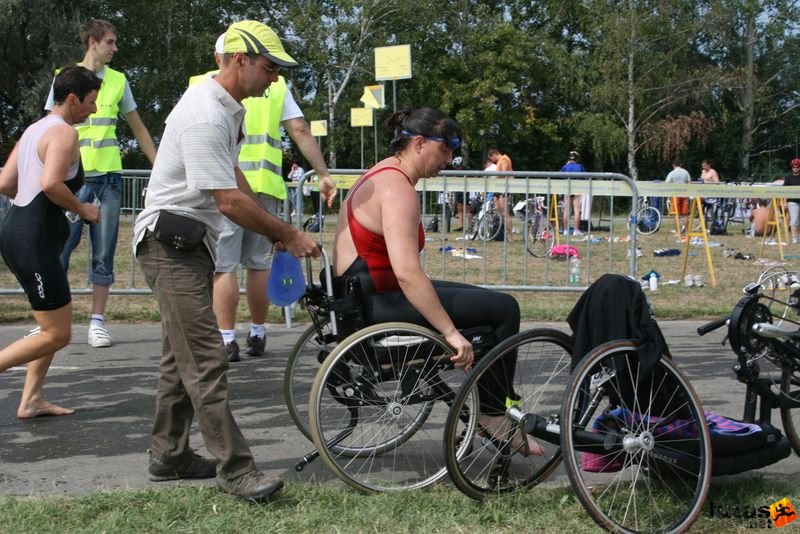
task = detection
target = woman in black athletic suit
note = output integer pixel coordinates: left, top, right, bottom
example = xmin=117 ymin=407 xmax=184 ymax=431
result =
xmin=0 ymin=66 xmax=101 ymax=419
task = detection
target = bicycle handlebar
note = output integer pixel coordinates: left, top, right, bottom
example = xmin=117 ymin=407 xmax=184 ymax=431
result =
xmin=752 ymin=322 xmax=800 ymax=341
xmin=697 ymin=317 xmax=729 ymax=336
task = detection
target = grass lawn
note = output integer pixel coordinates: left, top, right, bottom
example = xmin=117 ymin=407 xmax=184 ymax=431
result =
xmin=1 ymin=476 xmax=797 ymax=533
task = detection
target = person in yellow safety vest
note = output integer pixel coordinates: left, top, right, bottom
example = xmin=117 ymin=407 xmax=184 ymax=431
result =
xmin=189 ymin=32 xmax=336 ymax=362
xmin=44 ymin=19 xmax=156 ymax=349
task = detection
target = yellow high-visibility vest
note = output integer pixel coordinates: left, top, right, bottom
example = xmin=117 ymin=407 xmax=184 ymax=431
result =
xmin=185 ymin=72 xmax=288 ymax=198
xmin=188 ymin=70 xmax=218 ymax=87
xmin=74 ymin=67 xmax=126 ymax=173
xmin=238 ymin=77 xmax=287 ymax=199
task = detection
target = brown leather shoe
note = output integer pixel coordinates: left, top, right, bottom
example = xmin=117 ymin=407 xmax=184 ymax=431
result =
xmin=149 ymin=450 xmax=218 ymax=482
xmin=217 ymin=469 xmax=284 ymax=501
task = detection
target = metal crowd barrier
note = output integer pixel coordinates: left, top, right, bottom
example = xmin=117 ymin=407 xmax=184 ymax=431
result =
xmin=0 ymin=168 xmax=650 ymax=296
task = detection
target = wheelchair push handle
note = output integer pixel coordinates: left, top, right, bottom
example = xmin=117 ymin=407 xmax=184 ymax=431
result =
xmin=304 ymin=246 xmax=338 ymax=337
xmin=697 ymin=317 xmax=728 ymax=336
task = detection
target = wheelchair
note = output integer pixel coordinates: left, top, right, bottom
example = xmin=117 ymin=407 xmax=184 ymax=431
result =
xmin=287 ymin=249 xmax=497 ymax=492
xmin=444 ymin=274 xmax=714 ymax=533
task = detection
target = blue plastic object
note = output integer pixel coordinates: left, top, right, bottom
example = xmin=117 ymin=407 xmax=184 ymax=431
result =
xmin=268 ymin=251 xmax=305 ymax=306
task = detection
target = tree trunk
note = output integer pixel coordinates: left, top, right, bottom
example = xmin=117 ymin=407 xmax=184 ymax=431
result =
xmin=327 ymin=78 xmax=337 ymax=169
xmin=740 ymin=12 xmax=756 ymax=177
xmin=626 ymin=1 xmax=639 ymax=181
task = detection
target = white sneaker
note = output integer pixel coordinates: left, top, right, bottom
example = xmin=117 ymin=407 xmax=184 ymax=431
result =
xmin=88 ymin=325 xmax=113 ymax=348
xmin=24 ymin=326 xmax=41 ymax=338
xmin=573 ymin=229 xmax=584 ymax=236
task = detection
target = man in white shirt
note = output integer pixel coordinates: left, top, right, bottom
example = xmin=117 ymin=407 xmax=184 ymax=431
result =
xmin=134 ymin=20 xmax=320 ymax=503
xmin=665 ymin=159 xmax=691 ymax=232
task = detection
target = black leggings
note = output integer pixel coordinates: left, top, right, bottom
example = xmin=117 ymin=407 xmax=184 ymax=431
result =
xmin=364 ymin=280 xmax=520 ymax=415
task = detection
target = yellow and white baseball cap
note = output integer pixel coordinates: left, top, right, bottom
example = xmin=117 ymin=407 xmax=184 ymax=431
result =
xmin=223 ymin=20 xmax=297 ymax=67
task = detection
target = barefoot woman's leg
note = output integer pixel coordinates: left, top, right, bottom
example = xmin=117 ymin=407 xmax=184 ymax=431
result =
xmin=0 ymin=304 xmax=74 ymax=418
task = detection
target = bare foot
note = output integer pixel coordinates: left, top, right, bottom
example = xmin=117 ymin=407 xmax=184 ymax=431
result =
xmin=480 ymin=415 xmax=545 ymax=457
xmin=17 ymin=400 xmax=75 ymax=419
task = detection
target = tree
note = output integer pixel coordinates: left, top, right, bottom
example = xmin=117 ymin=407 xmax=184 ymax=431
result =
xmin=698 ymin=0 xmax=800 ymax=177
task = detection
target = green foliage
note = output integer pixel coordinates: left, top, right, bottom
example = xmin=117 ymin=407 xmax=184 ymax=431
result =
xmin=0 ymin=0 xmax=798 ymax=178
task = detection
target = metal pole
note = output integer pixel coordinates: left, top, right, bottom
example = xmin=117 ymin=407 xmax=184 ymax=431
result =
xmin=373 ymin=109 xmax=378 ymax=165
xmin=360 ymin=127 xmax=364 ymax=169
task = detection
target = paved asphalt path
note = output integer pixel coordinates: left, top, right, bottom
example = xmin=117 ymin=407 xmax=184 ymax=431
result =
xmin=1 ymin=320 xmax=798 ymax=497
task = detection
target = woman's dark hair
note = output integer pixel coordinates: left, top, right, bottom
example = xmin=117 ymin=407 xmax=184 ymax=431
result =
xmin=53 ymin=65 xmax=102 ymax=104
xmin=387 ymin=107 xmax=461 ymax=155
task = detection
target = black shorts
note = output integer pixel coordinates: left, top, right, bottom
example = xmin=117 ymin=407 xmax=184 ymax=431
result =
xmin=0 ymin=194 xmax=72 ymax=311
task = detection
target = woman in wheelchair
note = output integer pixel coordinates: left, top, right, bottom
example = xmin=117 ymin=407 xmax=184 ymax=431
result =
xmin=331 ymin=107 xmax=541 ymax=455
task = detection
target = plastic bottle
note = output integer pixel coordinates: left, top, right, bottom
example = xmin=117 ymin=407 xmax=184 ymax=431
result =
xmin=569 ymin=256 xmax=581 ymax=286
xmin=649 ymin=272 xmax=658 ymax=292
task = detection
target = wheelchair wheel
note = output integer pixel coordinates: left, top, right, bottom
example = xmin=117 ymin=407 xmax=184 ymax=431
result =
xmin=525 ymin=214 xmax=555 ymax=257
xmin=443 ymin=328 xmax=573 ymax=500
xmin=636 ymin=205 xmax=661 ymax=235
xmin=476 ymin=211 xmax=503 ymax=241
xmin=284 ymin=318 xmax=334 ymax=441
xmin=560 ymin=340 xmax=711 ymax=534
xmin=308 ymin=322 xmax=476 ymax=492
xmin=780 ymin=368 xmax=800 ymax=456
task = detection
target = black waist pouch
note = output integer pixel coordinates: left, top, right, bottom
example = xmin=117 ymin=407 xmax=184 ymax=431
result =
xmin=154 ymin=211 xmax=206 ymax=251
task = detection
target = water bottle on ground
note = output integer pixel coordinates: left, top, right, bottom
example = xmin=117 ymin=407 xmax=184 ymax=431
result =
xmin=649 ymin=272 xmax=658 ymax=292
xmin=569 ymin=256 xmax=581 ymax=286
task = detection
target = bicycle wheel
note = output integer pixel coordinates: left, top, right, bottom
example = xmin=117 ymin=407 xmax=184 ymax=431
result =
xmin=308 ymin=322 xmax=477 ymax=492
xmin=780 ymin=368 xmax=800 ymax=456
xmin=444 ymin=328 xmax=573 ymax=500
xmin=525 ymin=214 xmax=554 ymax=257
xmin=465 ymin=213 xmax=479 ymax=240
xmin=284 ymin=318 xmax=334 ymax=441
xmin=477 ymin=211 xmax=503 ymax=241
xmin=636 ymin=205 xmax=661 ymax=235
xmin=560 ymin=340 xmax=712 ymax=534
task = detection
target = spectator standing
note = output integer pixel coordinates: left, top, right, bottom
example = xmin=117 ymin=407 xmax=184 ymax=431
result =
xmin=188 ymin=32 xmax=335 ymax=362
xmin=0 ymin=67 xmax=101 ymax=418
xmin=560 ymin=151 xmax=586 ymax=235
xmin=665 ymin=159 xmax=691 ymax=232
xmin=45 ymin=19 xmax=157 ymax=348
xmin=700 ymin=159 xmax=721 ymax=223
xmin=783 ymin=158 xmax=800 ymax=244
xmin=134 ymin=20 xmax=322 ymax=501
xmin=450 ymin=156 xmax=469 ymax=232
xmin=700 ymin=159 xmax=721 ymax=183
xmin=487 ymin=148 xmax=513 ymax=240
xmin=287 ymin=159 xmax=305 ymax=217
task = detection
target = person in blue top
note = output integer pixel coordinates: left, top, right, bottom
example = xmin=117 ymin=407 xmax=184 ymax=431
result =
xmin=560 ymin=150 xmax=586 ymax=235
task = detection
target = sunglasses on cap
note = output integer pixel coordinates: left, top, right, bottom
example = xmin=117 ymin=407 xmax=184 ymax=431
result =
xmin=402 ymin=129 xmax=461 ymax=151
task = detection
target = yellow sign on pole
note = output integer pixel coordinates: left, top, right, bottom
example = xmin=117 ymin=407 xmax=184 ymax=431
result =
xmin=374 ymin=44 xmax=412 ymax=81
xmin=310 ymin=120 xmax=328 ymax=137
xmin=350 ymin=108 xmax=373 ymax=127
xmin=360 ymin=85 xmax=384 ymax=109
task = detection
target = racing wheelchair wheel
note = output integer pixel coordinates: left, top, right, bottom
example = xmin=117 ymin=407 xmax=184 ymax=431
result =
xmin=443 ymin=328 xmax=573 ymax=500
xmin=308 ymin=322 xmax=477 ymax=492
xmin=560 ymin=340 xmax=712 ymax=534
